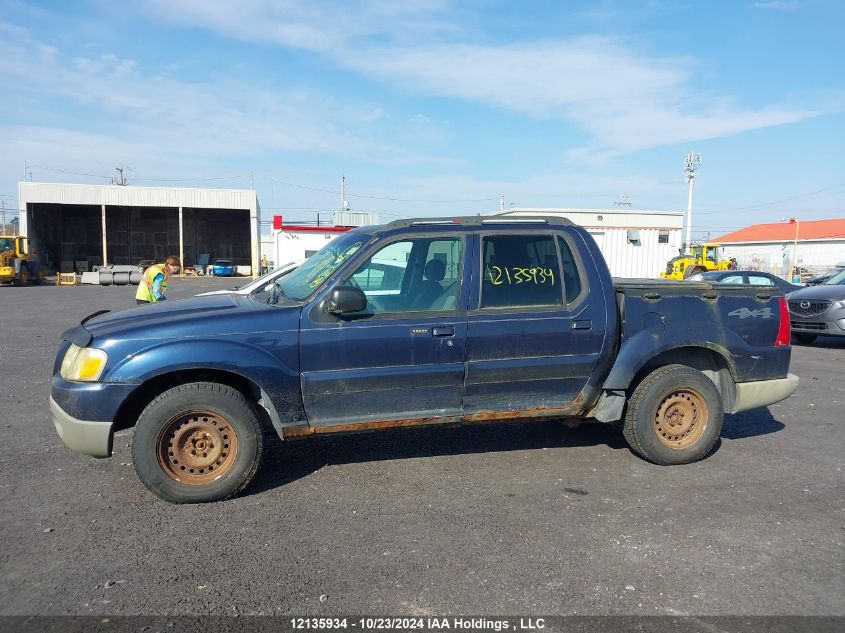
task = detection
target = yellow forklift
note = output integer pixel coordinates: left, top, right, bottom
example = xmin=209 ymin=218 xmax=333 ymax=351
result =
xmin=0 ymin=235 xmax=44 ymax=285
xmin=661 ymin=243 xmax=730 ymax=280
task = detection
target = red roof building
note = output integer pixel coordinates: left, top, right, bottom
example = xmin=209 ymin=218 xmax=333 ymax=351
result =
xmin=713 ymin=218 xmax=845 ymax=244
xmin=711 ymin=218 xmax=845 ymax=274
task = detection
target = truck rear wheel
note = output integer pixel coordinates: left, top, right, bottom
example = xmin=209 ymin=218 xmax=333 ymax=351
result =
xmin=132 ymin=382 xmax=264 ymax=503
xmin=622 ymin=365 xmax=723 ymax=465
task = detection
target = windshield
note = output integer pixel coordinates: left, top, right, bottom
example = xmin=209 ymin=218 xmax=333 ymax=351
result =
xmin=239 ymin=261 xmax=300 ymax=293
xmin=0 ymin=237 xmax=15 ymax=252
xmin=823 ymin=269 xmax=845 ymax=285
xmin=276 ymin=231 xmax=371 ymax=301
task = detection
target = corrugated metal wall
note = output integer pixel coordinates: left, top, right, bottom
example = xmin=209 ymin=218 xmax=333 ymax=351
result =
xmin=18 ymin=182 xmax=257 ymax=212
xmin=333 ymin=211 xmax=379 ymax=227
xmin=587 ymin=228 xmax=683 ymax=278
xmin=18 ymin=182 xmax=261 ymax=274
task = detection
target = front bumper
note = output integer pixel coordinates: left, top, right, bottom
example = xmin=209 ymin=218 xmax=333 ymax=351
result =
xmin=731 ymin=374 xmax=799 ymax=414
xmin=50 ymin=376 xmax=138 ymax=458
xmin=789 ymin=304 xmax=845 ymax=337
xmin=791 ymin=318 xmax=845 ymax=336
xmin=50 ymin=396 xmax=113 ymax=458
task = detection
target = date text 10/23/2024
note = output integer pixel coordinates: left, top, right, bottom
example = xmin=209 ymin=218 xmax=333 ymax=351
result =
xmin=290 ymin=618 xmax=547 ymax=631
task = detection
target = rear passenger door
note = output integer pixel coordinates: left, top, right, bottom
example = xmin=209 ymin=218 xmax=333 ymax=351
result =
xmin=464 ymin=231 xmax=605 ymax=418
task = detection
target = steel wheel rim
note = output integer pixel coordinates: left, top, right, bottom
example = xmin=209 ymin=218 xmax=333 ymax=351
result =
xmin=156 ymin=410 xmax=238 ymax=485
xmin=654 ymin=387 xmax=708 ymax=449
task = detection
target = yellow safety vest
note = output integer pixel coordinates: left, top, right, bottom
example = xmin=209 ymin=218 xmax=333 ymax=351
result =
xmin=135 ymin=264 xmax=167 ymax=302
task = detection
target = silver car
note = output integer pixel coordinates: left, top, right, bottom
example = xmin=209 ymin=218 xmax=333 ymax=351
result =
xmin=787 ymin=269 xmax=845 ymax=343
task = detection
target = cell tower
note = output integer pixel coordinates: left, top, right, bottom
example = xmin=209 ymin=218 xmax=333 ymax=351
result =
xmin=683 ymin=151 xmax=702 ymax=252
xmin=111 ymin=167 xmax=129 ymax=186
xmin=614 ymin=194 xmax=632 ymax=208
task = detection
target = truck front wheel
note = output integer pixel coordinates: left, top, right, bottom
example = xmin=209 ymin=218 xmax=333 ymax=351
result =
xmin=132 ymin=382 xmax=264 ymax=503
xmin=622 ymin=365 xmax=723 ymax=465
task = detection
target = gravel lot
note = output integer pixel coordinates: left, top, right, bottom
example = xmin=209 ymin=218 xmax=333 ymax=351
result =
xmin=1 ymin=277 xmax=843 ymax=617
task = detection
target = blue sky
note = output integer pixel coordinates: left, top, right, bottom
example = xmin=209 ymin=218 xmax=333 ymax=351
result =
xmin=1 ymin=0 xmax=843 ymax=239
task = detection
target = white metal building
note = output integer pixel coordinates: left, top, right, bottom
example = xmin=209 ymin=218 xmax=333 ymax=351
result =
xmin=17 ymin=182 xmax=261 ymax=275
xmin=501 ymin=208 xmax=684 ymax=278
xmin=262 ymin=224 xmax=351 ymax=269
xmin=261 ymin=212 xmax=379 ymax=269
xmin=713 ymin=219 xmax=845 ymax=275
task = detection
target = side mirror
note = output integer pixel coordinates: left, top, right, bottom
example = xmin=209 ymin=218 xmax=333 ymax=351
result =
xmin=326 ymin=286 xmax=367 ymax=316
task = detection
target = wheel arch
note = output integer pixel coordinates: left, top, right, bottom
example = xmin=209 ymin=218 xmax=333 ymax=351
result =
xmin=113 ymin=368 xmax=284 ymax=439
xmin=630 ymin=347 xmax=736 ymax=413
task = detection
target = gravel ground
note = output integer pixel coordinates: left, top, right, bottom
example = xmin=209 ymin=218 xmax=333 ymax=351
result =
xmin=1 ymin=277 xmax=843 ymax=617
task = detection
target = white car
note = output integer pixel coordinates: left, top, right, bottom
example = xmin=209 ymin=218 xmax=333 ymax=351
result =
xmin=195 ymin=260 xmax=303 ymax=297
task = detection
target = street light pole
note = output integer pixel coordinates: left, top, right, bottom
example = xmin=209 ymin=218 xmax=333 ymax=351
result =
xmin=789 ymin=218 xmax=800 ymax=282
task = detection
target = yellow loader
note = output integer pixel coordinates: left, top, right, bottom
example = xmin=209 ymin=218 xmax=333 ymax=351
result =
xmin=661 ymin=243 xmax=730 ymax=280
xmin=0 ymin=235 xmax=44 ymax=285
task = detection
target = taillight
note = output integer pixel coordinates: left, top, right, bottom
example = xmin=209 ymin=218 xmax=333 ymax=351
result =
xmin=775 ymin=296 xmax=791 ymax=347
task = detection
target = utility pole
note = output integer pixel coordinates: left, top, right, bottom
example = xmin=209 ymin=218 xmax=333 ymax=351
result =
xmin=340 ymin=176 xmax=349 ymax=213
xmin=1 ymin=200 xmax=6 ymax=230
xmin=683 ymin=151 xmax=702 ymax=253
xmin=500 ymin=195 xmax=504 ymax=213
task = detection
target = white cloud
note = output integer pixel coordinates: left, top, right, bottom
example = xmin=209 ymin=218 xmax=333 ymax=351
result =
xmin=135 ymin=1 xmax=827 ymax=156
xmin=0 ymin=24 xmax=437 ymax=170
xmin=753 ymin=1 xmax=806 ymax=10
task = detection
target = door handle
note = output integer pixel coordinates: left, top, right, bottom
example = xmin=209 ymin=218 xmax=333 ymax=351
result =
xmin=432 ymin=326 xmax=455 ymax=337
xmin=571 ymin=320 xmax=592 ymax=331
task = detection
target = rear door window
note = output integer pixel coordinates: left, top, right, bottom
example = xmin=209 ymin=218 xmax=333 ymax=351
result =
xmin=557 ymin=237 xmax=583 ymax=304
xmin=480 ymin=234 xmax=563 ymax=309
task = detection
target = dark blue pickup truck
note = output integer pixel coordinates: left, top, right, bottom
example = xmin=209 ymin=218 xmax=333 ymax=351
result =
xmin=50 ymin=217 xmax=799 ymax=503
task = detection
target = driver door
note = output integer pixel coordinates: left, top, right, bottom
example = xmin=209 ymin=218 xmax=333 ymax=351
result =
xmin=299 ymin=234 xmax=469 ymax=428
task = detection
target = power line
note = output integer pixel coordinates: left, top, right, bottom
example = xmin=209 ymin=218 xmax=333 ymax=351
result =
xmin=27 ymin=165 xmax=112 ymax=180
xmin=257 ymin=175 xmax=340 ymax=195
xmin=730 ymin=182 xmax=845 ymax=211
xmin=133 ymin=175 xmax=249 ymax=183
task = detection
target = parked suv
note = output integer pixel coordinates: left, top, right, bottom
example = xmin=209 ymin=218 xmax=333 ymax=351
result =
xmin=50 ymin=216 xmax=798 ymax=503
xmin=787 ymin=269 xmax=845 ymax=343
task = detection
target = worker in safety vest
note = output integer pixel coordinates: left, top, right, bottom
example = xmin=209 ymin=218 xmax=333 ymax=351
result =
xmin=136 ymin=256 xmax=181 ymax=305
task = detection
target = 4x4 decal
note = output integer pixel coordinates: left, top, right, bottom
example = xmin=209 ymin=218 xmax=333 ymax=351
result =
xmin=728 ymin=307 xmax=773 ymax=319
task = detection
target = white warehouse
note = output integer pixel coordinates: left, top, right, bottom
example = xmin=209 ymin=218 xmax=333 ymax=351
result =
xmin=17 ymin=182 xmax=261 ymax=275
xmin=500 ymin=208 xmax=684 ymax=278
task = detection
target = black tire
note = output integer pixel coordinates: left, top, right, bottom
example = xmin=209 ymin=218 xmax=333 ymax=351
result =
xmin=792 ymin=333 xmax=817 ymax=344
xmin=15 ymin=263 xmax=30 ymax=286
xmin=683 ymin=265 xmax=707 ymax=280
xmin=622 ymin=364 xmax=723 ymax=465
xmin=132 ymin=382 xmax=264 ymax=503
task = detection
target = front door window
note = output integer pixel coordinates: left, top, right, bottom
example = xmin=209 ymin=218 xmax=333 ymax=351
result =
xmin=344 ymin=237 xmax=463 ymax=314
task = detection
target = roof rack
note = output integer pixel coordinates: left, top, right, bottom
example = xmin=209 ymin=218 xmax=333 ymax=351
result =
xmin=382 ymin=215 xmax=575 ymax=230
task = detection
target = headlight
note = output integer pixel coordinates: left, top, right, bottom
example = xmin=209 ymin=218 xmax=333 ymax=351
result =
xmin=60 ymin=344 xmax=108 ymax=382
